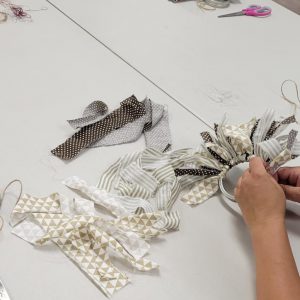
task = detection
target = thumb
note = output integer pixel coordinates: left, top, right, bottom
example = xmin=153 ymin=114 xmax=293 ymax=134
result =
xmin=249 ymin=156 xmax=266 ymax=176
xmin=280 ymin=184 xmax=300 ymax=203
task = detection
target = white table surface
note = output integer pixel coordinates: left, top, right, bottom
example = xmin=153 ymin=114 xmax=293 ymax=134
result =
xmin=47 ymin=0 xmax=300 ymax=125
xmin=0 ymin=1 xmax=299 ymax=300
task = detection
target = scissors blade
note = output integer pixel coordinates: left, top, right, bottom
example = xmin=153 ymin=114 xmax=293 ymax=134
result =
xmin=218 ymin=11 xmax=244 ymax=17
xmin=0 ymin=280 xmax=10 ymax=300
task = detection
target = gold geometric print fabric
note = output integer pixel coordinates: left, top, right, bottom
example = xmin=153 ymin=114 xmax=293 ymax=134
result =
xmin=175 ymin=110 xmax=298 ymax=204
xmin=181 ymin=176 xmax=220 ymax=205
xmin=11 ymin=194 xmax=161 ymax=297
xmin=95 ymin=111 xmax=298 ymax=208
xmin=9 ymin=109 xmax=300 ymax=297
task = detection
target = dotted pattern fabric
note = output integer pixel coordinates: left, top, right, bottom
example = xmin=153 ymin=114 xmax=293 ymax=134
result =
xmin=265 ymin=116 xmax=297 ymax=140
xmin=67 ymin=100 xmax=108 ymax=129
xmin=264 ymin=120 xmax=278 ymax=141
xmin=174 ymin=167 xmax=221 ymax=177
xmin=287 ymin=129 xmax=298 ymax=150
xmin=51 ymin=95 xmax=146 ymax=160
xmin=201 ymin=131 xmax=214 ymax=143
xmin=207 ymin=147 xmax=232 ymax=167
xmin=90 ymin=98 xmax=172 ymax=152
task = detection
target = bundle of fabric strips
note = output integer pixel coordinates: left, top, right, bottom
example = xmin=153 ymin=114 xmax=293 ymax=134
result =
xmin=51 ymin=95 xmax=172 ymax=160
xmin=10 ymin=109 xmax=299 ymax=297
xmin=11 ymin=193 xmax=171 ymax=297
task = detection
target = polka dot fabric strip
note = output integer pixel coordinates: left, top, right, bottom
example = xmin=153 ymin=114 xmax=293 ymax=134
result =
xmin=174 ymin=167 xmax=221 ymax=177
xmin=68 ymin=100 xmax=108 ymax=129
xmin=51 ymin=95 xmax=146 ymax=160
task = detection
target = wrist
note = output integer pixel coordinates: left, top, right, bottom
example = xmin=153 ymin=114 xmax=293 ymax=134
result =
xmin=249 ymin=218 xmax=286 ymax=240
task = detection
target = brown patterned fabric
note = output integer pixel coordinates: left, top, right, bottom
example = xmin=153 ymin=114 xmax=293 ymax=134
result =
xmin=174 ymin=167 xmax=221 ymax=177
xmin=51 ymin=95 xmax=146 ymax=160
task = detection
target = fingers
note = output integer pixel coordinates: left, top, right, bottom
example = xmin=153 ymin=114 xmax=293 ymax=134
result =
xmin=242 ymin=169 xmax=250 ymax=180
xmin=235 ymin=171 xmax=248 ymax=201
xmin=272 ymin=172 xmax=279 ymax=182
xmin=236 ymin=176 xmax=242 ymax=188
xmin=276 ymin=168 xmax=293 ymax=184
xmin=276 ymin=167 xmax=300 ymax=186
xmin=280 ymin=184 xmax=300 ymax=203
xmin=249 ymin=157 xmax=266 ymax=176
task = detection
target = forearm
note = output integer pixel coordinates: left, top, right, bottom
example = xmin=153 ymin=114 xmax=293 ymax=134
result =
xmin=251 ymin=221 xmax=300 ymax=300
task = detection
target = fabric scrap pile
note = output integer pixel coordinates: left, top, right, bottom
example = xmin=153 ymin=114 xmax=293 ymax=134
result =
xmin=175 ymin=110 xmax=299 ymax=204
xmin=51 ymin=95 xmax=172 ymax=160
xmin=11 ymin=109 xmax=299 ymax=297
xmin=95 ymin=109 xmax=299 ymax=206
xmin=11 ymin=193 xmax=172 ymax=297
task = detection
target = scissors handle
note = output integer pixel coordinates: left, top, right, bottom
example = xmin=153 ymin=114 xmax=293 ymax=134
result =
xmin=245 ymin=6 xmax=272 ymax=17
xmin=243 ymin=4 xmax=262 ymax=11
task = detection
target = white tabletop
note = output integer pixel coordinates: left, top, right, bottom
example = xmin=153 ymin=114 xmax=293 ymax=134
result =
xmin=0 ymin=1 xmax=299 ymax=300
xmin=47 ymin=0 xmax=300 ymax=124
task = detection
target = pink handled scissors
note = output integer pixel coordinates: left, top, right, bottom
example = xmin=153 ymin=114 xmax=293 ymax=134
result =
xmin=218 ymin=4 xmax=272 ymax=18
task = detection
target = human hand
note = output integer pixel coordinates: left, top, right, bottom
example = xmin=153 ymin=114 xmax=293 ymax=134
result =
xmin=274 ymin=167 xmax=300 ymax=203
xmin=234 ymin=157 xmax=286 ymax=232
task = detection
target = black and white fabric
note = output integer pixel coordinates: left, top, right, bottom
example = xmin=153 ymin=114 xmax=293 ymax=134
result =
xmin=68 ymin=98 xmax=172 ymax=152
xmin=67 ymin=100 xmax=108 ymax=129
xmin=51 ymin=95 xmax=146 ymax=160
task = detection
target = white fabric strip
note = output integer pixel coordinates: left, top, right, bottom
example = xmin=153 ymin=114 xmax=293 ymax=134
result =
xmin=63 ymin=176 xmax=155 ymax=216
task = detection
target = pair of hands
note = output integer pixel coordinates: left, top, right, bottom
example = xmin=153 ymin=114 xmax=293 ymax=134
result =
xmin=234 ymin=157 xmax=300 ymax=232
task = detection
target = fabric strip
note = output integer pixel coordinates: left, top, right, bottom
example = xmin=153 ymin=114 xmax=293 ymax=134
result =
xmin=51 ymin=95 xmax=146 ymax=160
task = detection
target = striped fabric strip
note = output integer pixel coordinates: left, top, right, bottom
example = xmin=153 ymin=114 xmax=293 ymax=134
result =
xmin=255 ymin=115 xmax=296 ymax=158
xmin=291 ymin=140 xmax=300 ymax=155
xmin=168 ymin=179 xmax=182 ymax=211
xmin=97 ymin=157 xmax=122 ymax=191
xmin=152 ymin=164 xmax=175 ymax=183
xmin=120 ymin=162 xmax=158 ymax=193
xmin=141 ymin=148 xmax=192 ymax=169
xmin=130 ymin=183 xmax=152 ymax=199
xmin=256 ymin=138 xmax=283 ymax=160
xmin=135 ymin=207 xmax=146 ymax=215
xmin=156 ymin=182 xmax=172 ymax=211
xmin=116 ymin=181 xmax=132 ymax=196
xmin=250 ymin=120 xmax=259 ymax=144
xmin=97 ymin=151 xmax=141 ymax=191
xmin=117 ymin=181 xmax=152 ymax=200
xmin=253 ymin=109 xmax=275 ymax=154
xmin=155 ymin=211 xmax=180 ymax=231
xmin=178 ymin=175 xmax=204 ymax=190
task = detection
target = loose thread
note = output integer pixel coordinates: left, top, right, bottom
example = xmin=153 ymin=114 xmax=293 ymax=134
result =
xmin=281 ymin=79 xmax=300 ymax=124
xmin=197 ymin=0 xmax=215 ymax=11
xmin=0 ymin=0 xmax=31 ymax=20
xmin=0 ymin=179 xmax=23 ymax=231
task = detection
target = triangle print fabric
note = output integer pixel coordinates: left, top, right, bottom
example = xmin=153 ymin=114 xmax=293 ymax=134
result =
xmin=176 ymin=110 xmax=299 ymax=204
xmin=181 ymin=176 xmax=220 ymax=205
xmin=96 ymin=109 xmax=300 ymax=206
xmin=11 ymin=193 xmax=165 ymax=297
xmin=9 ymin=109 xmax=300 ymax=297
